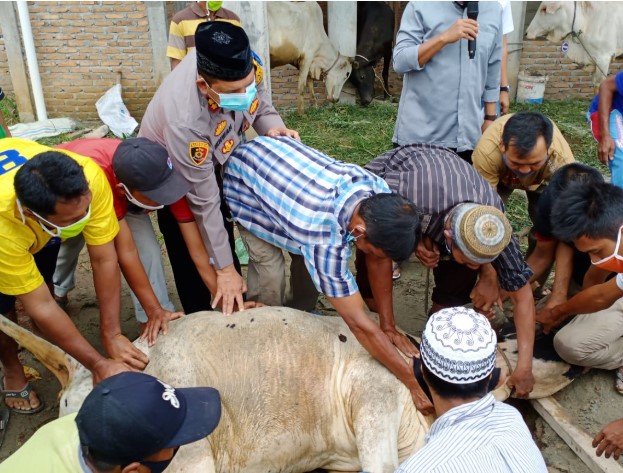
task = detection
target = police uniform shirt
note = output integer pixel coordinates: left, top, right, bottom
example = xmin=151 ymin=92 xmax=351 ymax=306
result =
xmin=139 ymin=49 xmax=284 ymax=270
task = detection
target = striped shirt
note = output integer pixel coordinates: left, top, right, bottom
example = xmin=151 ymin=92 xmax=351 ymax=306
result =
xmin=395 ymin=394 xmax=547 ymax=473
xmin=224 ymin=136 xmax=390 ymax=298
xmin=365 ymin=144 xmax=532 ymax=292
xmin=166 ymin=3 xmax=240 ymax=61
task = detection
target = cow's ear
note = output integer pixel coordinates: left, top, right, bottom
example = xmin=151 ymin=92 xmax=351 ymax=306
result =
xmin=545 ymin=2 xmax=561 ymax=14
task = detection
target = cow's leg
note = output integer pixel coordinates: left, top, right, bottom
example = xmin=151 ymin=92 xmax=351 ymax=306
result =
xmin=297 ymin=60 xmax=313 ymax=115
xmin=348 ymin=360 xmax=403 ymax=473
xmin=382 ymin=45 xmax=391 ymax=99
xmin=308 ymin=78 xmax=318 ymax=106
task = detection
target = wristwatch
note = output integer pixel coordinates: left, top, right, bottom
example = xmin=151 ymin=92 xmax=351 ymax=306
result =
xmin=500 ymin=85 xmax=510 ymax=93
xmin=484 ymin=114 xmax=498 ymax=121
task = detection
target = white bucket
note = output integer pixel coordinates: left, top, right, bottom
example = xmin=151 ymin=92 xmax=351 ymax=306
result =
xmin=516 ymin=72 xmax=547 ymax=104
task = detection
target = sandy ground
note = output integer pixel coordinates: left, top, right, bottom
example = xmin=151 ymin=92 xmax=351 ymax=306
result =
xmin=0 ymin=240 xmax=622 ymax=472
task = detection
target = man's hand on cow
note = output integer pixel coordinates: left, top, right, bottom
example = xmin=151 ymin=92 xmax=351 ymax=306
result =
xmin=410 ymin=384 xmax=435 ymax=416
xmin=598 ymin=134 xmax=615 ymax=164
xmin=593 ymin=418 xmax=623 ymax=460
xmin=440 ymin=19 xmax=478 ymax=45
xmin=103 ymin=333 xmax=150 ymax=370
xmin=266 ymin=127 xmax=301 ymax=141
xmin=535 ymin=307 xmax=566 ymax=334
xmin=500 ymin=90 xmax=510 ymax=115
xmin=383 ymin=327 xmax=419 ymax=358
xmin=213 ymin=264 xmax=247 ymax=317
xmin=91 ymin=358 xmax=131 ymax=385
xmin=415 ymin=237 xmax=440 ymax=268
xmin=140 ymin=307 xmax=185 ymax=347
xmin=507 ymin=367 xmax=535 ymax=399
xmin=470 ymin=266 xmax=499 ymax=317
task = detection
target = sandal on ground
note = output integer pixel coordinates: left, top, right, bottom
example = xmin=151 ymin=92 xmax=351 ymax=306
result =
xmin=392 ymin=262 xmax=401 ymax=281
xmin=616 ymin=369 xmax=623 ymax=395
xmin=1 ymin=378 xmax=45 ymax=415
xmin=0 ymin=404 xmax=9 ymax=447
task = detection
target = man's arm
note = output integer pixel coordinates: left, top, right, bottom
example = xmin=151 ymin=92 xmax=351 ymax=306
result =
xmin=114 ymin=219 xmax=183 ymax=346
xmin=365 ymin=251 xmax=418 ymax=357
xmin=18 ymin=284 xmax=128 ymax=383
xmin=544 ymin=241 xmax=573 ymax=308
xmin=499 ymin=35 xmax=510 ymax=115
xmin=537 ymin=277 xmax=623 ymax=333
xmin=327 ymin=293 xmax=433 ymax=415
xmin=482 ymin=11 xmax=503 ymax=132
xmin=87 ymin=240 xmax=149 ymax=369
xmin=598 ymin=75 xmax=618 ymax=164
xmin=507 ymin=283 xmax=536 ymax=397
xmin=393 ymin=3 xmax=478 ymax=72
xmin=526 ymin=239 xmax=558 ymax=285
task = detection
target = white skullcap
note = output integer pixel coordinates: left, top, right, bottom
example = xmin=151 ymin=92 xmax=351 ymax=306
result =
xmin=421 ymin=306 xmax=497 ymax=384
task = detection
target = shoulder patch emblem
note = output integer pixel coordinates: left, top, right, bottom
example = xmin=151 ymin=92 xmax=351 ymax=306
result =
xmin=189 ymin=141 xmax=210 ymax=166
xmin=221 ymin=139 xmax=234 ymax=154
xmin=214 ymin=120 xmax=227 ymax=137
xmin=208 ymin=98 xmax=220 ymax=113
xmin=254 ymin=59 xmax=264 ymax=85
xmin=249 ymin=97 xmax=259 ymax=115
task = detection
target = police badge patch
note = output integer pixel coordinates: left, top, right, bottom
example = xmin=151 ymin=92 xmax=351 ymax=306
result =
xmin=189 ymin=141 xmax=210 ymax=166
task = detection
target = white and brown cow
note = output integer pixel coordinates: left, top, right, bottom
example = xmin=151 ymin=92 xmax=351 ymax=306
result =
xmin=0 ymin=307 xmax=582 ymax=473
xmin=268 ymin=2 xmax=352 ymax=115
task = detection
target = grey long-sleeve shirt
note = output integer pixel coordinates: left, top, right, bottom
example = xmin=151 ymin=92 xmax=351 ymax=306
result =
xmin=139 ymin=50 xmax=285 ymax=269
xmin=392 ymin=2 xmax=502 ymax=151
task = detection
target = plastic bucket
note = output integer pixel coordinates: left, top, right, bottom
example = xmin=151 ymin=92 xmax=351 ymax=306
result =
xmin=516 ymin=72 xmax=547 ymax=104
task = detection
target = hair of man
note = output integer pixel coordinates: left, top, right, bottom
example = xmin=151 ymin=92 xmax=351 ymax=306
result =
xmin=358 ymin=193 xmax=421 ymax=262
xmin=502 ymin=111 xmax=554 ymax=158
xmin=13 ymin=151 xmax=89 ymax=217
xmin=552 ymin=181 xmax=623 ymax=242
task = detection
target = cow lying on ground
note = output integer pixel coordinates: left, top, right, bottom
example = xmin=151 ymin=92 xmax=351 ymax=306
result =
xmin=0 ymin=307 xmax=583 ymax=473
xmin=526 ymin=1 xmax=623 ymax=86
xmin=267 ymin=2 xmax=352 ymax=115
xmin=349 ymin=1 xmax=395 ymax=106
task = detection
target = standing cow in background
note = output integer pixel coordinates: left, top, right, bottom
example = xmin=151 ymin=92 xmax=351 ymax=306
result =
xmin=526 ymin=2 xmax=623 ymax=87
xmin=268 ymin=1 xmax=352 ymax=115
xmin=349 ymin=1 xmax=395 ymax=106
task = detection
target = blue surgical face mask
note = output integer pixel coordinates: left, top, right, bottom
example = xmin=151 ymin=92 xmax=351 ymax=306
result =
xmin=216 ymin=81 xmax=257 ymax=112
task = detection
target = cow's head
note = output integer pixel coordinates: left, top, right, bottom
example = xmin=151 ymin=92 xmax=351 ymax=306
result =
xmin=349 ymin=59 xmax=376 ymax=106
xmin=526 ymin=2 xmax=590 ymax=43
xmin=320 ymin=54 xmax=353 ymax=103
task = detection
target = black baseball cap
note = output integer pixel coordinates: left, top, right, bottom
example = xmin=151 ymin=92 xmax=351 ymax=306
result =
xmin=112 ymin=138 xmax=191 ymax=205
xmin=195 ymin=20 xmax=253 ymax=81
xmin=76 ymin=372 xmax=221 ymax=465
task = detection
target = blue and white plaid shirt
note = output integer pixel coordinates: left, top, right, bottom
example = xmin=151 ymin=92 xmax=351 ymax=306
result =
xmin=224 ymin=137 xmax=390 ymax=298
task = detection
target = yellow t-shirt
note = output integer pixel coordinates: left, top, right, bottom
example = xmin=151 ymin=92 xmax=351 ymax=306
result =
xmin=472 ymin=113 xmax=575 ymax=192
xmin=0 ymin=413 xmax=84 ymax=472
xmin=0 ymin=138 xmax=119 ymax=295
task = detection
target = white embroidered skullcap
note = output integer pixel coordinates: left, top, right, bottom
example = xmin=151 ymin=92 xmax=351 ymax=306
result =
xmin=450 ymin=203 xmax=512 ymax=265
xmin=420 ymin=307 xmax=497 ymax=384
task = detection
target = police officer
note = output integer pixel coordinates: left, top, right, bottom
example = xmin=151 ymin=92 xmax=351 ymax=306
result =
xmin=140 ymin=21 xmax=298 ymax=316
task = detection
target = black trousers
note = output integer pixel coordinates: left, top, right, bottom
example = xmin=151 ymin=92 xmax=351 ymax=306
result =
xmin=157 ymin=166 xmax=241 ymax=314
xmin=0 ymin=242 xmax=60 ymax=314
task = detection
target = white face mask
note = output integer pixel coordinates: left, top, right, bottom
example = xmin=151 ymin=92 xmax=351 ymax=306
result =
xmin=120 ymin=183 xmax=164 ymax=211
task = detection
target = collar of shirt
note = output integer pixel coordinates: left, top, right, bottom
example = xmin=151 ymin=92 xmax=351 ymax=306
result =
xmin=425 ymin=393 xmax=496 ymax=442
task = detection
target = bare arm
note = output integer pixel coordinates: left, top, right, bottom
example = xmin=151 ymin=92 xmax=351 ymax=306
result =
xmin=18 ymin=284 xmax=128 ymax=383
xmin=366 ymin=252 xmax=418 ymax=357
xmin=545 ymin=242 xmax=573 ymax=308
xmin=114 ymin=219 xmax=183 ymax=345
xmin=507 ymin=283 xmax=536 ymax=398
xmin=327 ymin=293 xmax=433 ymax=415
xmin=598 ymin=75 xmax=618 ymax=164
xmin=499 ymin=35 xmax=510 ymax=115
xmin=170 ymin=58 xmax=181 ymax=70
xmin=526 ymin=239 xmax=558 ymax=284
xmin=418 ymin=19 xmax=478 ymax=67
xmin=87 ymin=241 xmax=149 ymax=369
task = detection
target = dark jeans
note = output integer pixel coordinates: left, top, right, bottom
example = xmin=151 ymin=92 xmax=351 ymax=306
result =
xmin=0 ymin=241 xmax=60 ymax=314
xmin=157 ymin=165 xmax=241 ymax=314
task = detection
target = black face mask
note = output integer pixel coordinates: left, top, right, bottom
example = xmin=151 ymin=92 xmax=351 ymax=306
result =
xmin=140 ymin=448 xmax=179 ymax=473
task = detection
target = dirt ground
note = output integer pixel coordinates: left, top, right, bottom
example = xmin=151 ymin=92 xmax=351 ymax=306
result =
xmin=0 ymin=241 xmax=622 ymax=472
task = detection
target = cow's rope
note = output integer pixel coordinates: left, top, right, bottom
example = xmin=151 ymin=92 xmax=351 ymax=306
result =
xmin=320 ymin=51 xmax=341 ymax=81
xmin=562 ymin=1 xmax=609 ymax=78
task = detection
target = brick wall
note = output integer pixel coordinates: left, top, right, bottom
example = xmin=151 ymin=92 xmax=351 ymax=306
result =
xmin=4 ymin=1 xmax=622 ymax=122
xmin=519 ymin=39 xmax=623 ymax=101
